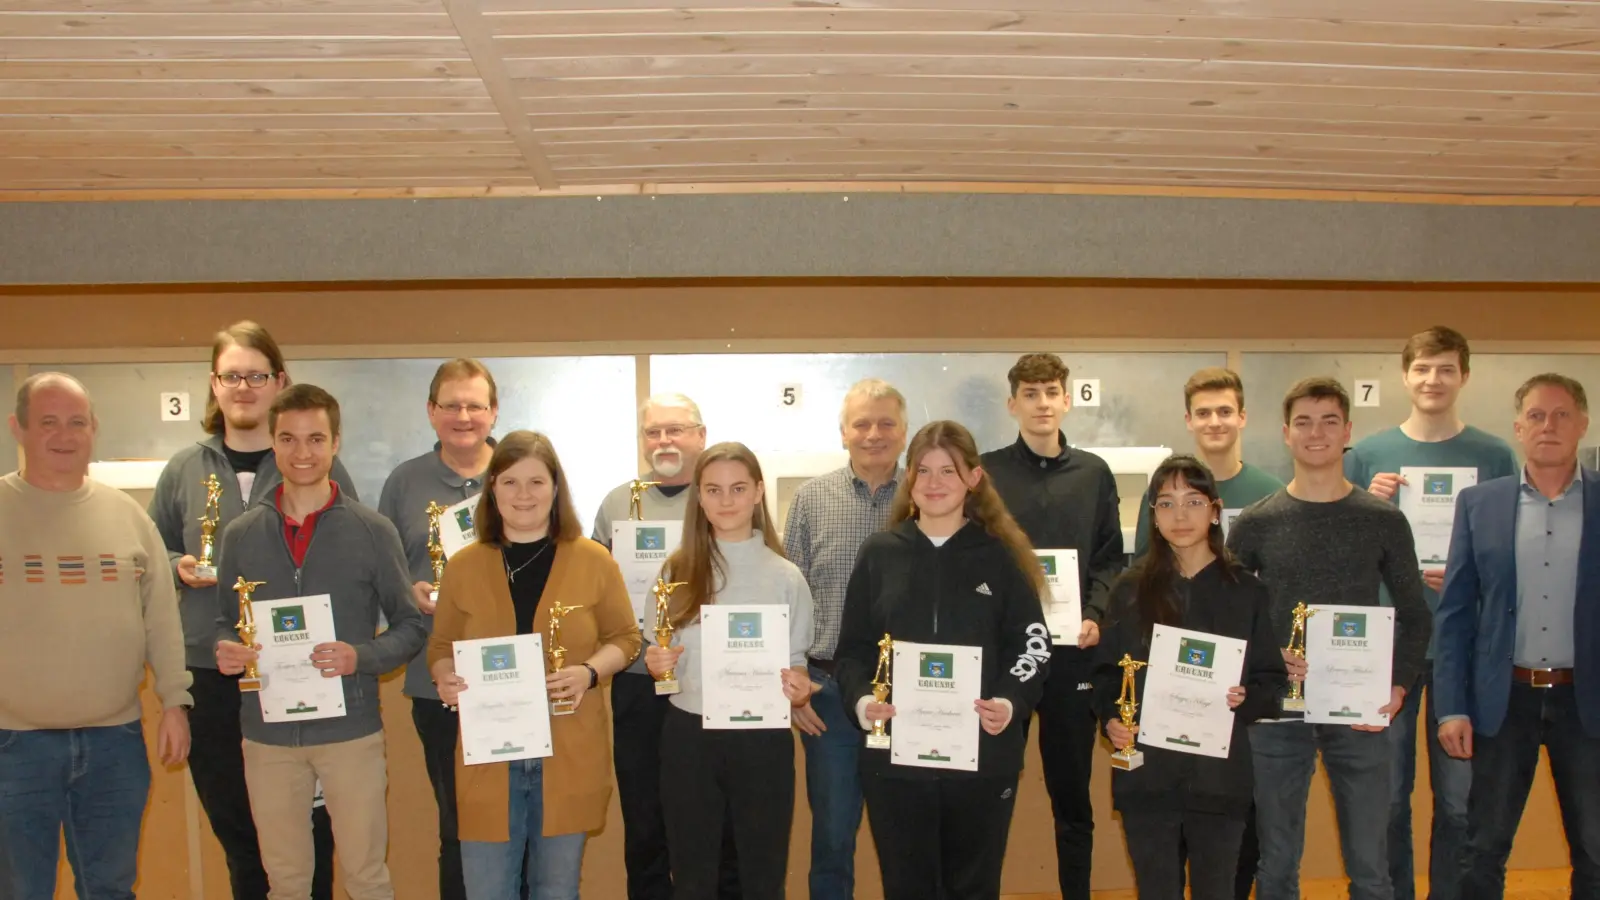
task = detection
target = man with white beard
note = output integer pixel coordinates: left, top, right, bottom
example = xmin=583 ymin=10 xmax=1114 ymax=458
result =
xmin=591 ymin=393 xmax=715 ymax=900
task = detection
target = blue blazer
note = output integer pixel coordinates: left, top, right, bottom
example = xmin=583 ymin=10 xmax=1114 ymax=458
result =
xmin=1434 ymin=468 xmax=1600 ymax=738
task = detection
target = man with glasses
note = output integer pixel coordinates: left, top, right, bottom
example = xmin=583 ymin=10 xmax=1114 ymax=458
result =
xmin=377 ymin=358 xmax=499 ymax=900
xmin=590 ymin=394 xmax=720 ymax=900
xmin=150 ymin=321 xmax=354 ymax=900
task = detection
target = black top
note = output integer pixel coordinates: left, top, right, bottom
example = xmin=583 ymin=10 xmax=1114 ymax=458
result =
xmin=503 ymin=538 xmax=555 ymax=635
xmin=1092 ymin=559 xmax=1288 ymax=819
xmin=222 ymin=444 xmax=272 ymax=475
xmin=980 ymin=432 xmax=1125 ymax=625
xmin=837 ymin=518 xmax=1051 ymax=781
xmin=657 ymin=483 xmax=690 ymax=498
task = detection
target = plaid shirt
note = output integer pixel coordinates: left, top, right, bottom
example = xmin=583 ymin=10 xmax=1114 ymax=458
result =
xmin=784 ymin=464 xmax=903 ymax=660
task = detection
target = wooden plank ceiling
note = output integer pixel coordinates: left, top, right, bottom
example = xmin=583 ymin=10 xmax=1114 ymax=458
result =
xmin=2 ymin=0 xmax=1599 ymax=195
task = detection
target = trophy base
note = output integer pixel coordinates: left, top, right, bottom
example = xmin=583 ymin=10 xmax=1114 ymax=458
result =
xmin=1111 ymin=749 xmax=1144 ymax=771
xmin=550 ymin=699 xmax=576 ymax=717
xmin=654 ymin=678 xmax=680 ymax=696
xmin=239 ymin=676 xmax=263 ymax=693
xmin=1282 ymin=697 xmax=1307 ymax=712
xmin=195 ymin=565 xmax=217 ymax=581
xmin=865 ymin=732 xmax=891 ymax=750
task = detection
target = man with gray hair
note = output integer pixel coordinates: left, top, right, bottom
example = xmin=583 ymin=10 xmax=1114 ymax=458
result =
xmin=591 ymin=393 xmax=715 ymax=900
xmin=784 ymin=377 xmax=909 ymax=900
xmin=0 ymin=373 xmax=192 ymax=900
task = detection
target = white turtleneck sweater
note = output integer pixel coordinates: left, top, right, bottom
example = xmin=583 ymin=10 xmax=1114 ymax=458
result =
xmin=648 ymin=532 xmax=813 ymax=716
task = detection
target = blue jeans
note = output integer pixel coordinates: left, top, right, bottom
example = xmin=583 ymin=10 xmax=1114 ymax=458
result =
xmin=800 ymin=667 xmax=864 ymax=900
xmin=1387 ymin=672 xmax=1470 ymax=900
xmin=0 ymin=722 xmax=152 ymax=900
xmin=1250 ymin=722 xmax=1393 ymax=900
xmin=1462 ymin=684 xmax=1600 ymax=900
xmin=461 ymin=757 xmax=586 ymax=900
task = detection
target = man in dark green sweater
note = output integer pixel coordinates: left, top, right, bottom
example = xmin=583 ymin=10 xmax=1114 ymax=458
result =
xmin=1343 ymin=327 xmax=1516 ymax=900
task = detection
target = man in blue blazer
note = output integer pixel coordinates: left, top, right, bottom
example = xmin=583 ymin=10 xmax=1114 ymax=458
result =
xmin=1435 ymin=373 xmax=1600 ymax=900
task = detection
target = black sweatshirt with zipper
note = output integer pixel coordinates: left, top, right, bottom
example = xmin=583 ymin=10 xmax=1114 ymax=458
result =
xmin=1092 ymin=559 xmax=1287 ymax=819
xmin=836 ymin=518 xmax=1052 ymax=781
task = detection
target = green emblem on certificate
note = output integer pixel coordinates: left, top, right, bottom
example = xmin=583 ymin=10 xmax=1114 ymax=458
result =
xmin=273 ymin=606 xmax=306 ymax=633
xmin=483 ymin=644 xmax=517 ymax=672
xmin=1179 ymin=638 xmax=1216 ymax=668
xmin=1424 ymin=474 xmax=1453 ymax=495
xmin=637 ymin=527 xmax=667 ymax=551
xmin=920 ymin=652 xmax=954 ymax=680
xmin=1334 ymin=613 xmax=1367 ymax=639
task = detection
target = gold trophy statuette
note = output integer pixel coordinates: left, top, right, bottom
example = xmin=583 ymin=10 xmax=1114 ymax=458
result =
xmin=425 ymin=501 xmax=447 ymax=605
xmin=196 ymin=474 xmax=223 ymax=580
xmin=547 ymin=599 xmax=584 ymax=716
xmin=1111 ymin=653 xmax=1148 ymax=771
xmin=866 ymin=633 xmax=894 ymax=750
xmin=1282 ymin=602 xmax=1316 ymax=713
xmin=629 ymin=478 xmax=661 ymax=521
xmin=651 ymin=578 xmax=689 ymax=696
xmin=234 ymin=577 xmax=267 ymax=693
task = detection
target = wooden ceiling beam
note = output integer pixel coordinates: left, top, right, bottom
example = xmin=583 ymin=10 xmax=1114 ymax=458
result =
xmin=437 ymin=0 xmax=557 ymax=188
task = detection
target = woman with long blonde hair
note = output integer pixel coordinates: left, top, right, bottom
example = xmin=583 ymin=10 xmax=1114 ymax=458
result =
xmin=643 ymin=442 xmax=815 ymax=900
xmin=835 ymin=420 xmax=1052 ymax=900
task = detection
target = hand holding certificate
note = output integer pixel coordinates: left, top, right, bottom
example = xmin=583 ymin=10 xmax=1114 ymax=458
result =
xmin=699 ymin=605 xmax=791 ymax=730
xmin=252 ymin=595 xmax=347 ymax=723
xmin=889 ymin=641 xmax=983 ymax=772
xmin=1304 ymin=605 xmax=1395 ymax=728
xmin=1137 ymin=625 xmax=1247 ymax=760
xmin=455 ymin=634 xmax=554 ymax=765
xmin=1398 ymin=467 xmax=1477 ymax=568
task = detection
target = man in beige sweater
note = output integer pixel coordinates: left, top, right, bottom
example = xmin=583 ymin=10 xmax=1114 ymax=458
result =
xmin=0 ymin=372 xmax=192 ymax=900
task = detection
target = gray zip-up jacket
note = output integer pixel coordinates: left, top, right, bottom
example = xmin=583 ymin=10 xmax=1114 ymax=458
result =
xmin=212 ymin=487 xmax=422 ymax=747
xmin=148 ymin=436 xmax=360 ymax=669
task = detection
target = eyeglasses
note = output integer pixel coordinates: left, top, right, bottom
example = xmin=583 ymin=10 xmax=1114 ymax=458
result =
xmin=1152 ymin=497 xmax=1212 ymax=513
xmin=215 ymin=372 xmax=274 ymax=388
xmin=436 ymin=403 xmax=492 ymax=416
xmin=643 ymin=424 xmax=697 ymax=441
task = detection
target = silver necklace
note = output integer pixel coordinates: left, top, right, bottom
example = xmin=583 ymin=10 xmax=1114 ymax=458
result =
xmin=503 ymin=541 xmax=551 ymax=583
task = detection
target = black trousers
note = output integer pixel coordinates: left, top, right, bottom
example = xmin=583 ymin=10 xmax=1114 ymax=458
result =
xmin=411 ymin=697 xmax=467 ymax=900
xmin=188 ymin=666 xmax=335 ymax=900
xmin=1032 ymin=648 xmax=1098 ymax=900
xmin=1122 ymin=809 xmax=1246 ymax=900
xmin=659 ymin=705 xmax=793 ymax=900
xmin=861 ymin=772 xmax=1020 ymax=900
xmin=1177 ymin=803 xmax=1259 ymax=900
xmin=613 ymin=672 xmax=742 ymax=900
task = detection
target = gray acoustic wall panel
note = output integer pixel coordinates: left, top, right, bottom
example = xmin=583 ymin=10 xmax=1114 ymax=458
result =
xmin=5 ymin=195 xmax=1600 ymax=285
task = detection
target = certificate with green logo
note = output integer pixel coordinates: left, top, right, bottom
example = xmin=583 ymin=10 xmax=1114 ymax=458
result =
xmin=253 ymin=594 xmax=345 ymax=724
xmin=1304 ymin=605 xmax=1395 ymax=727
xmin=699 ymin=605 xmax=791 ymax=731
xmin=1034 ymin=549 xmax=1082 ymax=646
xmin=890 ymin=641 xmax=983 ymax=772
xmin=612 ymin=521 xmax=685 ymax=629
xmin=1137 ymin=625 xmax=1247 ymax=760
xmin=1398 ymin=466 xmax=1477 ymax=568
xmin=454 ymin=633 xmax=553 ymax=765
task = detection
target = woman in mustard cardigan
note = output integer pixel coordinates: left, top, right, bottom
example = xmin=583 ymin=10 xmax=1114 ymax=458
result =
xmin=428 ymin=430 xmax=642 ymax=900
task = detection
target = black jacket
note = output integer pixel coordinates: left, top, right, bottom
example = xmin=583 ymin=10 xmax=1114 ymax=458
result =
xmin=980 ymin=433 xmax=1124 ymax=625
xmin=1092 ymin=559 xmax=1287 ymax=819
xmin=837 ymin=519 xmax=1052 ymax=780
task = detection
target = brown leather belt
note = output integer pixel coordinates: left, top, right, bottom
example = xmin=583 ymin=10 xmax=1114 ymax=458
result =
xmin=1513 ymin=666 xmax=1573 ymax=688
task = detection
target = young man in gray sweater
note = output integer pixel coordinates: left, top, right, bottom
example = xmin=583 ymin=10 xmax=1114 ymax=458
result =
xmin=214 ymin=384 xmax=424 ymax=900
xmin=1228 ymin=377 xmax=1430 ymax=900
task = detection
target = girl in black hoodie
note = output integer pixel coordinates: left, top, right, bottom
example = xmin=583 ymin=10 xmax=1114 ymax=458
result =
xmin=836 ymin=420 xmax=1051 ymax=900
xmin=1094 ymin=454 xmax=1286 ymax=900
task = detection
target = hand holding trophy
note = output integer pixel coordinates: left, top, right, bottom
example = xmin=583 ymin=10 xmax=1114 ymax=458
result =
xmin=234 ymin=577 xmax=267 ymax=693
xmin=866 ymin=633 xmax=894 ymax=749
xmin=547 ymin=599 xmax=584 ymax=716
xmin=1110 ymin=653 xmax=1148 ymax=771
xmin=195 ymin=474 xmax=223 ymax=580
xmin=1282 ymin=602 xmax=1316 ymax=713
xmin=651 ymin=577 xmax=689 ymax=696
xmin=425 ymin=501 xmax=447 ymax=605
